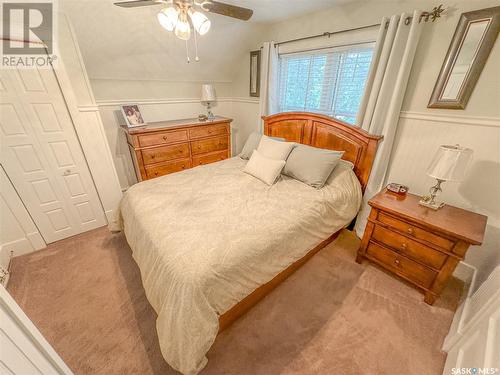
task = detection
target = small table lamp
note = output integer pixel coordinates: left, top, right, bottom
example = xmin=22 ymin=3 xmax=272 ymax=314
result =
xmin=419 ymin=144 xmax=473 ymax=210
xmin=201 ymin=84 xmax=216 ymax=120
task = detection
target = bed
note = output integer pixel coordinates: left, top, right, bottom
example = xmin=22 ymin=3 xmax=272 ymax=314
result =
xmin=111 ymin=112 xmax=382 ymax=374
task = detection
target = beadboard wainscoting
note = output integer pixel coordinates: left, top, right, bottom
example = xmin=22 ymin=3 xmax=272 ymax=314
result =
xmin=387 ymin=111 xmax=500 ymax=289
xmin=96 ymin=97 xmax=260 ymax=190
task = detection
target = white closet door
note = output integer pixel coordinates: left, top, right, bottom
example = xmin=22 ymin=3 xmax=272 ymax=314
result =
xmin=0 ymin=66 xmax=106 ymax=243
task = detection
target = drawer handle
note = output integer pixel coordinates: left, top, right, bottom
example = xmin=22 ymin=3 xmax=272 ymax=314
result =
xmin=151 ymin=155 xmax=155 ymax=159
xmin=394 ymin=258 xmax=401 ymax=267
xmin=154 ymin=172 xmax=158 ymax=176
xmin=208 ymin=130 xmax=212 ymax=134
xmin=162 ymin=136 xmax=168 ymax=141
xmin=401 ymin=243 xmax=407 ymax=250
xmin=407 ymin=227 xmax=414 ymax=235
xmin=198 ymin=145 xmax=201 ymax=149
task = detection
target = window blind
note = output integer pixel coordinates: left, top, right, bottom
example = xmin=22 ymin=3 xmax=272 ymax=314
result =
xmin=278 ymin=44 xmax=374 ymax=125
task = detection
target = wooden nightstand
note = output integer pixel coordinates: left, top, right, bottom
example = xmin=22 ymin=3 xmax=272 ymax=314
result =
xmin=356 ymin=190 xmax=487 ymax=304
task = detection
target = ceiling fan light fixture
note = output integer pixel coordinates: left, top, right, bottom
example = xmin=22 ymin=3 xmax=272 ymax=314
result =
xmin=174 ymin=10 xmax=191 ymax=40
xmin=157 ymin=6 xmax=179 ymax=31
xmin=188 ymin=8 xmax=211 ymax=35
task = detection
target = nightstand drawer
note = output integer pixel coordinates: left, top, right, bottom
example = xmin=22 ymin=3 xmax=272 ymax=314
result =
xmin=366 ymin=241 xmax=437 ymax=289
xmin=378 ymin=212 xmax=454 ymax=250
xmin=372 ymin=225 xmax=448 ymax=269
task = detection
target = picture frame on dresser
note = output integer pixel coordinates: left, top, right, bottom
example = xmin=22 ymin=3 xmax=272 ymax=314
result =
xmin=121 ymin=104 xmax=147 ymax=127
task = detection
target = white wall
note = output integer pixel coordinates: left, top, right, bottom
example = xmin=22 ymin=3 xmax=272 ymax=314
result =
xmin=255 ymin=0 xmax=500 ymax=287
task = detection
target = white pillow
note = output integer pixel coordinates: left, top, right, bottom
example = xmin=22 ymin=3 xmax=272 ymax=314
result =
xmin=256 ymin=135 xmax=294 ymax=160
xmin=239 ymin=132 xmax=285 ymax=160
xmin=243 ymin=150 xmax=286 ymax=185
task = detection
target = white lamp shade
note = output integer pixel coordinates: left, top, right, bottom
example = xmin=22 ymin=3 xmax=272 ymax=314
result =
xmin=188 ymin=9 xmax=211 ymax=35
xmin=201 ymin=84 xmax=216 ymax=102
xmin=157 ymin=6 xmax=179 ymax=31
xmin=426 ymin=145 xmax=473 ymax=182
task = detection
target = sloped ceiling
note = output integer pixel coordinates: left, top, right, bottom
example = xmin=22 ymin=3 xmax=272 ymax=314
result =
xmin=61 ymin=0 xmax=351 ymax=82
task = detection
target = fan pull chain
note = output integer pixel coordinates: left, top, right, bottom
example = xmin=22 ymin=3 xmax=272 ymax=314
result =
xmin=185 ymin=39 xmax=190 ymax=63
xmin=193 ymin=29 xmax=200 ymax=62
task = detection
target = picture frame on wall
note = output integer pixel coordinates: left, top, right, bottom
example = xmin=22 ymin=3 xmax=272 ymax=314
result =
xmin=249 ymin=50 xmax=261 ymax=97
xmin=121 ymin=104 xmax=147 ymax=127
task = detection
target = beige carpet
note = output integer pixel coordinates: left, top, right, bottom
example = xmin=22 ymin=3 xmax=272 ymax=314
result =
xmin=7 ymin=227 xmax=463 ymax=375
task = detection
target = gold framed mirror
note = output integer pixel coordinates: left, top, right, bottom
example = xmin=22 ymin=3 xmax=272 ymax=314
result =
xmin=428 ymin=6 xmax=500 ymax=109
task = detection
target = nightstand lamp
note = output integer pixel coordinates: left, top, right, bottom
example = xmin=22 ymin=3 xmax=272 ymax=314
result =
xmin=419 ymin=144 xmax=473 ymax=210
xmin=201 ymin=84 xmax=216 ymax=120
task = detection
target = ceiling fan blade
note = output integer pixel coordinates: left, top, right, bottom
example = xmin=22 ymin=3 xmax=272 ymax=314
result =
xmin=203 ymin=1 xmax=253 ymax=21
xmin=114 ymin=0 xmax=161 ymax=8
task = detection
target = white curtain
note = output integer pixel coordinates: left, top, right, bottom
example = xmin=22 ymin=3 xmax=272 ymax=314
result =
xmin=354 ymin=10 xmax=424 ymax=236
xmin=259 ymin=41 xmax=279 ymax=130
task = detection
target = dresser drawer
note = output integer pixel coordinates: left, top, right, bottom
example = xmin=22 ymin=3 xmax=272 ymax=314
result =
xmin=191 ymin=136 xmax=228 ymax=155
xmin=145 ymin=159 xmax=191 ymax=178
xmin=366 ymin=241 xmax=437 ymax=289
xmin=372 ymin=225 xmax=447 ymax=269
xmin=378 ymin=211 xmax=454 ymax=250
xmin=142 ymin=143 xmax=189 ymax=165
xmin=192 ymin=151 xmax=228 ymax=167
xmin=189 ymin=124 xmax=228 ymax=139
xmin=138 ymin=130 xmax=188 ymax=147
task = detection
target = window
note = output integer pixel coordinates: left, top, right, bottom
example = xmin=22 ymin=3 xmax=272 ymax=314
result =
xmin=278 ymin=44 xmax=374 ymax=125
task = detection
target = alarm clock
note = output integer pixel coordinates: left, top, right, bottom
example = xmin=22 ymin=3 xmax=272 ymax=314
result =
xmin=387 ymin=183 xmax=409 ymax=196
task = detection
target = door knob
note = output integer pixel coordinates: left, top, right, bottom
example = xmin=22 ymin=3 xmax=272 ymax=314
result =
xmin=62 ymin=169 xmax=72 ymax=176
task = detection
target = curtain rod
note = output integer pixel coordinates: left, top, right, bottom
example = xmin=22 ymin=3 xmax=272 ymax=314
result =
xmin=274 ymin=4 xmax=445 ymax=48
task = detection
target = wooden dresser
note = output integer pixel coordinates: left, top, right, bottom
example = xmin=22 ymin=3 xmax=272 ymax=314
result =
xmin=122 ymin=116 xmax=232 ymax=181
xmin=357 ymin=190 xmax=487 ymax=304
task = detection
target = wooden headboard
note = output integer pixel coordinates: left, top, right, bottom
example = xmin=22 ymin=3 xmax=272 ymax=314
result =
xmin=263 ymin=112 xmax=383 ymax=192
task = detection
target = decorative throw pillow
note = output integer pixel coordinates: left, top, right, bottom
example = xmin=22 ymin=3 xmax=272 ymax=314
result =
xmin=283 ymin=144 xmax=344 ymax=188
xmin=256 ymin=135 xmax=295 ymax=160
xmin=243 ymin=150 xmax=286 ymax=185
xmin=239 ymin=132 xmax=285 ymax=160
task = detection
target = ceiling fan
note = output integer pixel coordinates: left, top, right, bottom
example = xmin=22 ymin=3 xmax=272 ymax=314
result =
xmin=114 ymin=0 xmax=253 ymax=62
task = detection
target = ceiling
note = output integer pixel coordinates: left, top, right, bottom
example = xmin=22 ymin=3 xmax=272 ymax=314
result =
xmin=60 ymin=0 xmax=353 ymax=84
xmin=210 ymin=0 xmax=352 ymax=23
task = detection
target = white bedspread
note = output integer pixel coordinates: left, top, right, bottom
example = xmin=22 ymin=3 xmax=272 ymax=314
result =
xmin=111 ymin=157 xmax=361 ymax=374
